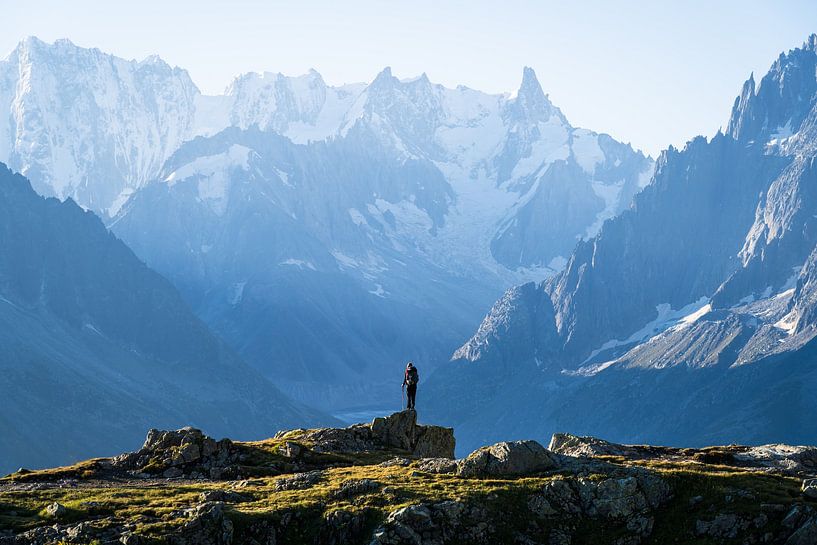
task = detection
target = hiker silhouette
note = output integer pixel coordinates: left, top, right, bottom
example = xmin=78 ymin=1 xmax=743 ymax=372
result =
xmin=402 ymin=361 xmax=419 ymax=411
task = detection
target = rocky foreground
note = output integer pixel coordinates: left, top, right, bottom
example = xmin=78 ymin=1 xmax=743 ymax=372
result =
xmin=1 ymin=412 xmax=817 ymax=545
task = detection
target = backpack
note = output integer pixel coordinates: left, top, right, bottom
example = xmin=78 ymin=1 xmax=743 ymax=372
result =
xmin=406 ymin=367 xmax=419 ymax=386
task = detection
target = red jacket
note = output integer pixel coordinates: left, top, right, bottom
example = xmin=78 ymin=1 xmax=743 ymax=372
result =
xmin=403 ymin=366 xmax=419 ymax=386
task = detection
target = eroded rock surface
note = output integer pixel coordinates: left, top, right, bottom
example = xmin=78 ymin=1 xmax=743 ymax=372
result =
xmin=112 ymin=427 xmax=238 ymax=480
xmin=458 ymin=440 xmax=558 ymax=477
xmin=299 ymin=410 xmax=455 ymax=459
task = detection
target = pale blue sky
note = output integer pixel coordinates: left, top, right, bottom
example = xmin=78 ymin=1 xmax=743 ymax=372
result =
xmin=3 ymin=1 xmax=816 ymax=156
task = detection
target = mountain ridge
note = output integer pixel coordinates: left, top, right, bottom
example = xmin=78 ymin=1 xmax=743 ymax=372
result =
xmin=424 ymin=33 xmax=817 ymax=454
xmin=0 ymin=36 xmax=653 ymax=411
xmin=0 ymin=162 xmax=333 ymax=475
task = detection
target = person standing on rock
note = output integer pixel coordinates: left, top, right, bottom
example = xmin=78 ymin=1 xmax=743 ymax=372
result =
xmin=402 ymin=361 xmax=419 ymax=411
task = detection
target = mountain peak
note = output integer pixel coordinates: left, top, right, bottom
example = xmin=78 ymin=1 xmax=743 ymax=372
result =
xmin=374 ymin=66 xmax=394 ymax=81
xmin=17 ymin=35 xmax=45 ymax=50
xmin=16 ymin=36 xmax=81 ymax=57
xmin=518 ymin=66 xmax=545 ymax=101
xmin=368 ymin=66 xmax=399 ymax=94
xmin=728 ymin=34 xmax=817 ymax=141
xmin=511 ymin=66 xmax=564 ymax=124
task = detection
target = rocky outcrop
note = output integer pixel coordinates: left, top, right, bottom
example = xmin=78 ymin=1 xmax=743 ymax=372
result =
xmin=548 ymin=433 xmax=640 ymax=457
xmin=298 ymin=411 xmax=455 ymax=459
xmin=274 ymin=470 xmax=324 ymax=491
xmin=372 ymin=468 xmax=673 ymax=545
xmin=416 ymin=458 xmax=459 ymax=474
xmin=457 ymin=440 xmax=557 ymax=477
xmin=168 ymin=502 xmax=234 ymax=545
xmin=371 ymin=501 xmax=491 ymax=545
xmin=112 ymin=427 xmax=239 ymax=480
xmin=5 ymin=425 xmax=817 ymax=545
xmin=550 ymin=433 xmax=817 ymax=476
xmin=733 ymin=444 xmax=817 ymax=475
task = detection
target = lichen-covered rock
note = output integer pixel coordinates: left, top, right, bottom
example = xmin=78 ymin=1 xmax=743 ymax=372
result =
xmin=733 ymin=444 xmax=817 ymax=474
xmin=168 ymin=502 xmax=233 ymax=545
xmin=303 ymin=411 xmax=455 ymax=459
xmin=45 ymin=502 xmax=66 ymax=518
xmin=548 ymin=433 xmax=637 ymax=457
xmin=317 ymin=509 xmax=373 ymax=545
xmin=379 ymin=457 xmax=412 ymax=467
xmin=331 ymin=478 xmax=381 ymax=499
xmin=371 ymin=411 xmax=417 ymax=450
xmin=112 ymin=427 xmax=236 ymax=479
xmin=199 ymin=490 xmax=249 ymax=503
xmin=458 ymin=440 xmax=557 ymax=477
xmin=416 ymin=458 xmax=459 ymax=474
xmin=371 ymin=501 xmax=482 ymax=545
xmin=414 ymin=426 xmax=456 ymax=459
xmin=274 ymin=470 xmax=324 ymax=491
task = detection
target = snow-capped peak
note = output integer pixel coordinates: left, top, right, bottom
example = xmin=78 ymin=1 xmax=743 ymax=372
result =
xmin=0 ymin=36 xmax=651 ymax=235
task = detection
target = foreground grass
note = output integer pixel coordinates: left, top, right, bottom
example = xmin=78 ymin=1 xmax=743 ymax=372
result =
xmin=1 ymin=444 xmax=813 ymax=544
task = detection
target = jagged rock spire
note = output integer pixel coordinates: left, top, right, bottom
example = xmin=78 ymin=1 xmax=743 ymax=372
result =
xmin=510 ymin=66 xmax=565 ymax=124
xmin=727 ymin=72 xmax=756 ymax=139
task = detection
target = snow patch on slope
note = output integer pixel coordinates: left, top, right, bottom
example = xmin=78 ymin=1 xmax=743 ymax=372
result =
xmin=164 ymin=144 xmax=253 ymax=215
xmin=581 ymin=296 xmax=711 ymax=365
xmin=584 ymin=180 xmax=625 ymax=238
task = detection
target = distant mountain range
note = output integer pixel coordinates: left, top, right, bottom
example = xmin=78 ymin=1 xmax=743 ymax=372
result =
xmin=0 ymin=37 xmax=652 ymax=410
xmin=8 ymin=33 xmax=815 ymax=466
xmin=425 ymin=35 xmax=817 ymax=454
xmin=0 ymin=163 xmax=330 ymax=475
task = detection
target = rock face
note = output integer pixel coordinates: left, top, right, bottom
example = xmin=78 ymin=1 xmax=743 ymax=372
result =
xmin=457 ymin=440 xmax=557 ymax=477
xmin=301 ymin=411 xmax=455 ymax=459
xmin=168 ymin=502 xmax=234 ymax=545
xmin=372 ymin=469 xmax=673 ymax=545
xmin=425 ymin=35 xmax=817 ymax=456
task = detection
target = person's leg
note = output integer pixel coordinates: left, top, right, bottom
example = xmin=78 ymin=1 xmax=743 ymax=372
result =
xmin=408 ymin=385 xmax=416 ymax=409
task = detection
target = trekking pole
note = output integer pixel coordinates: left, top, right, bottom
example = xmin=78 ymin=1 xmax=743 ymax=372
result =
xmin=401 ymin=384 xmax=405 ymax=411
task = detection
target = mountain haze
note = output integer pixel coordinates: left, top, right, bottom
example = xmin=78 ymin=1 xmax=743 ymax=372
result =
xmin=0 ymin=37 xmax=653 ymax=411
xmin=0 ymin=163 xmax=330 ymax=474
xmin=425 ymin=35 xmax=817 ymax=454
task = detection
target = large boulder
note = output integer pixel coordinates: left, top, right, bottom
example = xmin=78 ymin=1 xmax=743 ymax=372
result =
xmin=371 ymin=411 xmax=417 ymax=450
xmin=549 ymin=433 xmax=638 ymax=457
xmin=457 ymin=440 xmax=557 ymax=477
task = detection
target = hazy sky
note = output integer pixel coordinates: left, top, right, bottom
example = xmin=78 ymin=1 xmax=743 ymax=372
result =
xmin=3 ymin=1 xmax=816 ymax=156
